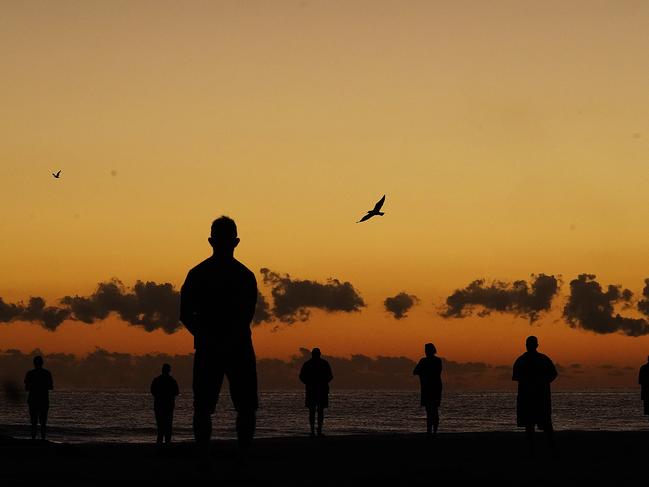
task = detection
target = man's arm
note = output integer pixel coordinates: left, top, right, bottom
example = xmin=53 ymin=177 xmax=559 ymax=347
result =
xmin=242 ymin=272 xmax=258 ymax=327
xmin=326 ymin=362 xmax=333 ymax=383
xmin=179 ymin=271 xmax=199 ymax=336
xmin=299 ymin=364 xmax=307 ymax=385
xmin=547 ymin=358 xmax=558 ymax=383
xmin=47 ymin=371 xmax=53 ymax=390
xmin=512 ymin=359 xmax=520 ymax=382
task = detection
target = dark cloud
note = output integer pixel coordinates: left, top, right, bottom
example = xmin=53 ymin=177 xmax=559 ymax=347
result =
xmin=440 ymin=274 xmax=559 ymax=322
xmin=563 ymin=274 xmax=649 ymax=336
xmin=260 ymin=268 xmax=365 ymax=324
xmin=0 ymin=296 xmax=70 ymax=330
xmin=636 ymin=278 xmax=649 ymax=317
xmin=384 ymin=292 xmax=419 ymax=320
xmin=61 ymin=279 xmax=181 ymax=333
xmin=0 ymin=280 xmax=182 ymax=333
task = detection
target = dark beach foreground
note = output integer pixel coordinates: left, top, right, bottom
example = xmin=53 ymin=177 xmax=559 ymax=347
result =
xmin=1 ymin=431 xmax=647 ymax=486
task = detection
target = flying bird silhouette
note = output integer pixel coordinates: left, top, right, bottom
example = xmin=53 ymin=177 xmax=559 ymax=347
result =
xmin=52 ymin=170 xmax=61 ymax=179
xmin=357 ymin=195 xmax=386 ymax=223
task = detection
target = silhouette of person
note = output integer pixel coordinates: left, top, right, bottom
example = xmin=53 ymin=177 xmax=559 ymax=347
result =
xmin=180 ymin=216 xmax=259 ymax=460
xmin=639 ymin=356 xmax=649 ymax=418
xmin=512 ymin=336 xmax=558 ymax=456
xmin=24 ymin=356 xmax=53 ymax=441
xmin=413 ymin=343 xmax=442 ymax=435
xmin=150 ymin=363 xmax=180 ymax=444
xmin=299 ymin=348 xmax=333 ymax=437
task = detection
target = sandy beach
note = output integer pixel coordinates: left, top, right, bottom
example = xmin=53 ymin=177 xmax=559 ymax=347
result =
xmin=1 ymin=431 xmax=648 ymax=486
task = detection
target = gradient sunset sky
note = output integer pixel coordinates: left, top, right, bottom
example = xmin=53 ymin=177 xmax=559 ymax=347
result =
xmin=2 ymin=1 xmax=649 ymax=370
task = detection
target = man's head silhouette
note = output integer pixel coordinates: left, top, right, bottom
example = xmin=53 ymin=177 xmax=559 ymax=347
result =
xmin=526 ymin=336 xmax=539 ymax=352
xmin=312 ymin=348 xmax=321 ymax=359
xmin=209 ymin=216 xmax=240 ymax=256
xmin=425 ymin=343 xmax=436 ymax=357
xmin=162 ymin=363 xmax=171 ymax=375
xmin=33 ymin=356 xmax=44 ymax=368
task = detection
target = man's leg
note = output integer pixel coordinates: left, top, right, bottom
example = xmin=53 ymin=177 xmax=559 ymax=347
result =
xmin=235 ymin=408 xmax=256 ymax=452
xmin=29 ymin=405 xmax=37 ymax=440
xmin=544 ymin=422 xmax=555 ymax=452
xmin=317 ymin=406 xmax=324 ymax=436
xmin=39 ymin=407 xmax=48 ymax=440
xmin=155 ymin=409 xmax=164 ymax=444
xmin=308 ymin=407 xmax=316 ymax=436
xmin=432 ymin=407 xmax=439 ymax=434
xmin=525 ymin=425 xmax=535 ymax=456
xmin=228 ymin=347 xmax=258 ymax=454
xmin=425 ymin=405 xmax=433 ymax=434
xmin=192 ymin=350 xmax=222 ymax=462
xmin=165 ymin=410 xmax=173 ymax=443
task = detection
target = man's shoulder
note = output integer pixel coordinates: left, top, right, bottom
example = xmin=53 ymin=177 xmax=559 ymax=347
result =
xmin=233 ymin=259 xmax=256 ymax=279
xmin=187 ymin=257 xmax=213 ymax=275
xmin=537 ymin=352 xmax=554 ymax=363
xmin=513 ymin=353 xmax=527 ymax=366
xmin=187 ymin=257 xmax=255 ymax=280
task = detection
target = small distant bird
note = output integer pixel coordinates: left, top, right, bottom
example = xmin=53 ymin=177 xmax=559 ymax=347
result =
xmin=357 ymin=195 xmax=386 ymax=223
xmin=52 ymin=170 xmax=61 ymax=179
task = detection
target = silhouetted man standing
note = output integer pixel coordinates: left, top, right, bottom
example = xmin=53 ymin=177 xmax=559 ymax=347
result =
xmin=180 ymin=216 xmax=258 ymax=461
xmin=151 ymin=363 xmax=180 ymax=444
xmin=639 ymin=356 xmax=649 ymax=419
xmin=512 ymin=336 xmax=558 ymax=456
xmin=24 ymin=356 xmax=53 ymax=441
xmin=299 ymin=348 xmax=333 ymax=437
xmin=413 ymin=343 xmax=442 ymax=435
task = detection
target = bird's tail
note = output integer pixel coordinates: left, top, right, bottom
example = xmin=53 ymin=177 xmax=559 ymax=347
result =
xmin=378 ymin=212 xmax=385 ymax=216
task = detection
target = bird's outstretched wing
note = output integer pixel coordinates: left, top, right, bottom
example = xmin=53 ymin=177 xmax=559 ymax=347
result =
xmin=357 ymin=213 xmax=373 ymax=223
xmin=372 ymin=195 xmax=386 ymax=212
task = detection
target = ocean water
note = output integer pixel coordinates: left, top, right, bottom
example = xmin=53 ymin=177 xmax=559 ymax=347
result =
xmin=0 ymin=390 xmax=646 ymax=443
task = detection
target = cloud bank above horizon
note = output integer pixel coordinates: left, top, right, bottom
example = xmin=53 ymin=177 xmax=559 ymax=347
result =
xmin=4 ymin=272 xmax=649 ymax=337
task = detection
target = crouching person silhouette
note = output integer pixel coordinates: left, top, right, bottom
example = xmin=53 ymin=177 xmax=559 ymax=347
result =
xmin=24 ymin=356 xmax=53 ymax=441
xmin=299 ymin=348 xmax=333 ymax=437
xmin=180 ymin=216 xmax=259 ymax=464
xmin=512 ymin=336 xmax=558 ymax=457
xmin=151 ymin=363 xmax=179 ymax=444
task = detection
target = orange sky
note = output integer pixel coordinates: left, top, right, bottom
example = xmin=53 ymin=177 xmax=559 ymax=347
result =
xmin=2 ymin=1 xmax=649 ymax=368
